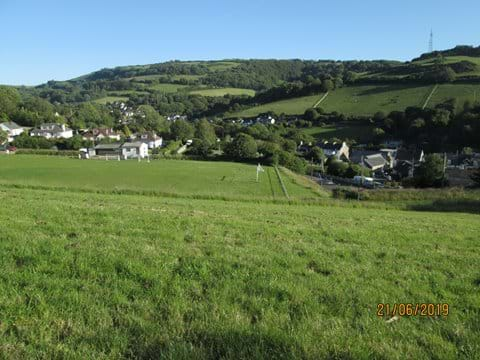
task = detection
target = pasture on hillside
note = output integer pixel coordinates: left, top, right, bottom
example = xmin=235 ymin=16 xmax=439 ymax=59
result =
xmin=302 ymin=124 xmax=375 ymax=143
xmin=231 ymin=94 xmax=325 ymax=117
xmin=0 ymin=187 xmax=479 ymax=358
xmin=0 ymin=156 xmax=320 ymax=200
xmin=231 ymin=83 xmax=480 ymax=118
xmin=189 ymin=88 xmax=255 ymax=97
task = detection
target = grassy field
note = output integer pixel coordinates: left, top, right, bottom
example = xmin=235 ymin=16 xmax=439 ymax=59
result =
xmin=231 ymin=94 xmax=325 ymax=117
xmin=232 ymin=83 xmax=480 ymax=118
xmin=189 ymin=88 xmax=255 ymax=97
xmin=0 ymin=156 xmax=320 ymax=201
xmin=429 ymin=83 xmax=480 ymax=107
xmin=146 ymin=83 xmax=189 ymax=93
xmin=319 ymin=85 xmax=434 ymax=115
xmin=302 ymin=124 xmax=375 ymax=143
xmin=0 ymin=184 xmax=479 ymax=358
xmin=93 ymin=96 xmax=129 ymax=105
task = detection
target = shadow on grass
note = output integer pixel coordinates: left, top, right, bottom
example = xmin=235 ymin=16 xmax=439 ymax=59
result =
xmin=408 ymin=199 xmax=480 ymax=214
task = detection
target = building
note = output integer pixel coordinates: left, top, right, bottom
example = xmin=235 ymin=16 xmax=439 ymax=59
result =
xmin=30 ymin=123 xmax=73 ymax=139
xmin=319 ymin=141 xmax=350 ymax=160
xmin=121 ymin=142 xmax=149 ymax=159
xmin=350 ymin=149 xmax=396 ymax=172
xmin=83 ymin=128 xmax=121 ymax=142
xmin=137 ymin=132 xmax=163 ymax=149
xmin=0 ymin=121 xmax=24 ymax=142
xmin=394 ymin=148 xmax=425 ymax=178
xmin=94 ymin=143 xmax=122 ymax=157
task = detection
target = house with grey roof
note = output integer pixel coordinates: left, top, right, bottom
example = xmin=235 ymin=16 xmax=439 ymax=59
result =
xmin=319 ymin=141 xmax=349 ymax=160
xmin=0 ymin=121 xmax=24 ymax=142
xmin=30 ymin=123 xmax=73 ymax=139
xmin=121 ymin=142 xmax=149 ymax=159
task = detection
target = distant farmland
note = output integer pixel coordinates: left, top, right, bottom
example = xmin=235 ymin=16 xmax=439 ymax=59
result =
xmin=230 ymin=83 xmax=480 ymax=118
xmin=190 ymin=88 xmax=255 ymax=97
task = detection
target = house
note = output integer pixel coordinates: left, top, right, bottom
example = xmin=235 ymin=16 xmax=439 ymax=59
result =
xmin=319 ymin=141 xmax=350 ymax=160
xmin=79 ymin=148 xmax=96 ymax=159
xmin=137 ymin=132 xmax=163 ymax=149
xmin=83 ymin=128 xmax=121 ymax=142
xmin=94 ymin=143 xmax=122 ymax=157
xmin=30 ymin=123 xmax=73 ymax=139
xmin=0 ymin=121 xmax=24 ymax=142
xmin=121 ymin=142 xmax=149 ymax=159
xmin=167 ymin=114 xmax=188 ymax=122
xmin=256 ymin=115 xmax=276 ymax=125
xmin=394 ymin=148 xmax=425 ymax=178
xmin=350 ymin=149 xmax=396 ymax=171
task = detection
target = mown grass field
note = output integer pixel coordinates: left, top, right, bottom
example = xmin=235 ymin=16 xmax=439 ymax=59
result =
xmin=189 ymin=88 xmax=255 ymax=97
xmin=0 ymin=184 xmax=479 ymax=358
xmin=0 ymin=156 xmax=320 ymax=201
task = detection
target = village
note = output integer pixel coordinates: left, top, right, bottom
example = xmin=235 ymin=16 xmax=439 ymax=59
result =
xmin=2 ymin=112 xmax=479 ymax=188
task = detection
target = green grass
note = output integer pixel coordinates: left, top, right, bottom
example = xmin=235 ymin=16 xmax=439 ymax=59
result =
xmin=146 ymin=83 xmax=189 ymax=93
xmin=0 ymin=185 xmax=479 ymax=358
xmin=319 ymin=85 xmax=434 ymax=116
xmin=0 ymin=156 xmax=320 ymax=201
xmin=231 ymin=94 xmax=325 ymax=117
xmin=93 ymin=96 xmax=129 ymax=104
xmin=232 ymin=83 xmax=480 ymax=118
xmin=429 ymin=83 xmax=480 ymax=108
xmin=302 ymin=124 xmax=375 ymax=143
xmin=190 ymin=88 xmax=255 ymax=97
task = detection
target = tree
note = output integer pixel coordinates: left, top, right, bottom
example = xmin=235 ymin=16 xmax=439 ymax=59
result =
xmin=414 ymin=154 xmax=446 ymax=187
xmin=307 ymin=146 xmax=325 ymax=164
xmin=226 ymin=133 xmax=258 ymax=160
xmin=189 ymin=138 xmax=211 ymax=157
xmin=137 ymin=105 xmax=168 ymax=133
xmin=304 ymin=108 xmax=319 ymax=121
xmin=470 ymin=169 xmax=480 ymax=187
xmin=321 ymin=79 xmax=334 ymax=92
xmin=0 ymin=86 xmax=21 ymax=118
xmin=0 ymin=129 xmax=8 ymax=145
xmin=195 ymin=119 xmax=216 ymax=147
xmin=326 ymin=159 xmax=349 ymax=177
xmin=170 ymin=119 xmax=194 ymax=142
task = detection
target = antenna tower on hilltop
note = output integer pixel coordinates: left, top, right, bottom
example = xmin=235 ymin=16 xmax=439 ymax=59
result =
xmin=429 ymin=29 xmax=433 ymax=53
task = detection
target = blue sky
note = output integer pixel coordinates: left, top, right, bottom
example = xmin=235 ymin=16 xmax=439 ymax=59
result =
xmin=1 ymin=0 xmax=479 ymax=85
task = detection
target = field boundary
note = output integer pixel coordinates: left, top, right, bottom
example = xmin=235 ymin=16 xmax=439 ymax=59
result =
xmin=274 ymin=166 xmax=290 ymax=199
xmin=313 ymin=92 xmax=329 ymax=108
xmin=422 ymin=84 xmax=439 ymax=109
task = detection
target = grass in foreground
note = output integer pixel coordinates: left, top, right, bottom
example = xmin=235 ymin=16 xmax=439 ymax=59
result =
xmin=0 ymin=187 xmax=479 ymax=358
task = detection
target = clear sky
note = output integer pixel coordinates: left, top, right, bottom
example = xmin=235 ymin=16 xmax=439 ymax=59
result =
xmin=1 ymin=0 xmax=479 ymax=85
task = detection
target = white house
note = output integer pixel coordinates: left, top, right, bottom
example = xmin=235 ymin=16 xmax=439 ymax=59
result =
xmin=121 ymin=142 xmax=149 ymax=159
xmin=30 ymin=123 xmax=73 ymax=139
xmin=137 ymin=132 xmax=163 ymax=149
xmin=0 ymin=121 xmax=24 ymax=142
xmin=83 ymin=128 xmax=121 ymax=142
